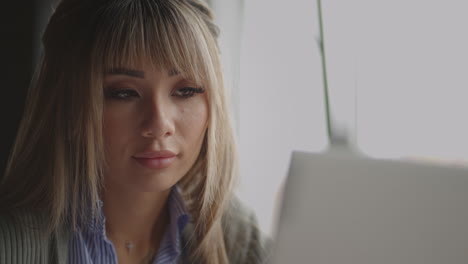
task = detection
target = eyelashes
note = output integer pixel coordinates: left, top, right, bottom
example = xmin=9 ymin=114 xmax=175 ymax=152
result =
xmin=104 ymin=89 xmax=139 ymax=100
xmin=172 ymin=87 xmax=205 ymax=98
xmin=104 ymin=87 xmax=205 ymax=101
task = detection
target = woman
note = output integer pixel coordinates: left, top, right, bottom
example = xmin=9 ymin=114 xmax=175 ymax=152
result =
xmin=0 ymin=0 xmax=270 ymax=263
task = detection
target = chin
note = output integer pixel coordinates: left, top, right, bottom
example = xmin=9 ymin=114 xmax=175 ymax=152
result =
xmin=136 ymin=183 xmax=175 ymax=193
xmin=105 ymin=162 xmax=187 ymax=194
xmin=130 ymin=171 xmax=180 ymax=193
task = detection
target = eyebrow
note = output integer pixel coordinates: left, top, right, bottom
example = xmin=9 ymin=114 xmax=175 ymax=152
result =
xmin=106 ymin=68 xmax=181 ymax=78
xmin=106 ymin=68 xmax=145 ymax=78
xmin=168 ymin=69 xmax=180 ymax=77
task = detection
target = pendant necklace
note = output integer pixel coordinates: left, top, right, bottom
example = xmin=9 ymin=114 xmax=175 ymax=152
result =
xmin=125 ymin=241 xmax=135 ymax=252
xmin=124 ymin=241 xmax=157 ymax=264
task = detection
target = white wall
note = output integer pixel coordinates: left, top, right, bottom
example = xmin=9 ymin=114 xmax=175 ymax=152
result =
xmin=322 ymin=0 xmax=468 ymax=161
xmin=237 ymin=0 xmax=328 ymax=235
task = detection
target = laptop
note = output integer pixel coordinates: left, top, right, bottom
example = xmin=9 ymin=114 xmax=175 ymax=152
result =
xmin=271 ymin=150 xmax=468 ymax=264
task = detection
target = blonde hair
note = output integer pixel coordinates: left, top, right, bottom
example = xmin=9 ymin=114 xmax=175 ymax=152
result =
xmin=0 ymin=0 xmax=237 ymax=263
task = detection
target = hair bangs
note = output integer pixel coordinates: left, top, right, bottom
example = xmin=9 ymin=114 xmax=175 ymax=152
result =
xmin=91 ymin=0 xmax=216 ymax=87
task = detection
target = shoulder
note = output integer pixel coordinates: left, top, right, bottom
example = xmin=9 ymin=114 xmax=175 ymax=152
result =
xmin=0 ymin=210 xmax=67 ymax=264
xmin=180 ymin=197 xmax=273 ymax=264
xmin=221 ymin=197 xmax=273 ymax=264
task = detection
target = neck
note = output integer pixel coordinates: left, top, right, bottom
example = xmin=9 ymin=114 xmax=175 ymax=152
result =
xmin=102 ymin=184 xmax=171 ymax=258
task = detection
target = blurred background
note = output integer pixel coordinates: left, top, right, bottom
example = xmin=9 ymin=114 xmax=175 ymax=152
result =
xmin=2 ymin=0 xmax=468 ymax=236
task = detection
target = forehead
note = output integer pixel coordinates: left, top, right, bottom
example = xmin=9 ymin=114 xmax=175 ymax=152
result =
xmin=101 ymin=65 xmax=206 ymax=87
xmin=102 ymin=57 xmax=187 ymax=78
xmin=105 ymin=67 xmax=181 ymax=79
xmin=83 ymin=0 xmax=216 ymax=86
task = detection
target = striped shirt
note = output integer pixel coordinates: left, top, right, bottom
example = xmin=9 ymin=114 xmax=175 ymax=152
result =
xmin=68 ymin=187 xmax=190 ymax=264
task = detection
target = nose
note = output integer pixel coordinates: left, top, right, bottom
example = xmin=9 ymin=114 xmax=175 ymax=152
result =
xmin=141 ymin=97 xmax=175 ymax=139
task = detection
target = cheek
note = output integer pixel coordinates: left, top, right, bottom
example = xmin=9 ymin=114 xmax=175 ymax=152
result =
xmin=102 ymin=107 xmax=137 ymax=155
xmin=178 ymin=99 xmax=209 ymax=148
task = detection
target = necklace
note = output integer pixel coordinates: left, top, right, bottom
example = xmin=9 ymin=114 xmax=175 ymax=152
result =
xmin=125 ymin=241 xmax=135 ymax=252
xmin=124 ymin=241 xmax=157 ymax=264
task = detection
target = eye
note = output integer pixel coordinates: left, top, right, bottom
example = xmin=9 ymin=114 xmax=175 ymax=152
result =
xmin=172 ymin=87 xmax=205 ymax=98
xmin=104 ymin=88 xmax=140 ymax=100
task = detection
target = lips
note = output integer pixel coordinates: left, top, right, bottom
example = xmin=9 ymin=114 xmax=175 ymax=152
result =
xmin=132 ymin=150 xmax=177 ymax=169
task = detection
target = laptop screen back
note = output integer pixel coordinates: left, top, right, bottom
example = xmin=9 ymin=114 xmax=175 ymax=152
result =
xmin=272 ymin=151 xmax=468 ymax=264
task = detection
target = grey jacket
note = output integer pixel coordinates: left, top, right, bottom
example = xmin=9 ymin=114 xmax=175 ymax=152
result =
xmin=0 ymin=200 xmax=272 ymax=263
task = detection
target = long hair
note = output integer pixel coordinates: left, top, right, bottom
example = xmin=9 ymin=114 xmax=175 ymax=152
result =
xmin=0 ymin=0 xmax=238 ymax=263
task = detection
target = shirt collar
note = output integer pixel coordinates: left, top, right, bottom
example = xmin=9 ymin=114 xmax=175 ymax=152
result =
xmin=86 ymin=186 xmax=190 ymax=254
xmin=168 ymin=186 xmax=190 ymax=254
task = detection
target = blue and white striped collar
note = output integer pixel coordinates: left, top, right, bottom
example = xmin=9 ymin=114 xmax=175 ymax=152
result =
xmin=156 ymin=186 xmax=190 ymax=259
xmin=87 ymin=186 xmax=190 ymax=262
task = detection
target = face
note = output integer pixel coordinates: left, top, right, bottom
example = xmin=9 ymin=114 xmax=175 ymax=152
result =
xmin=102 ymin=64 xmax=209 ymax=193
